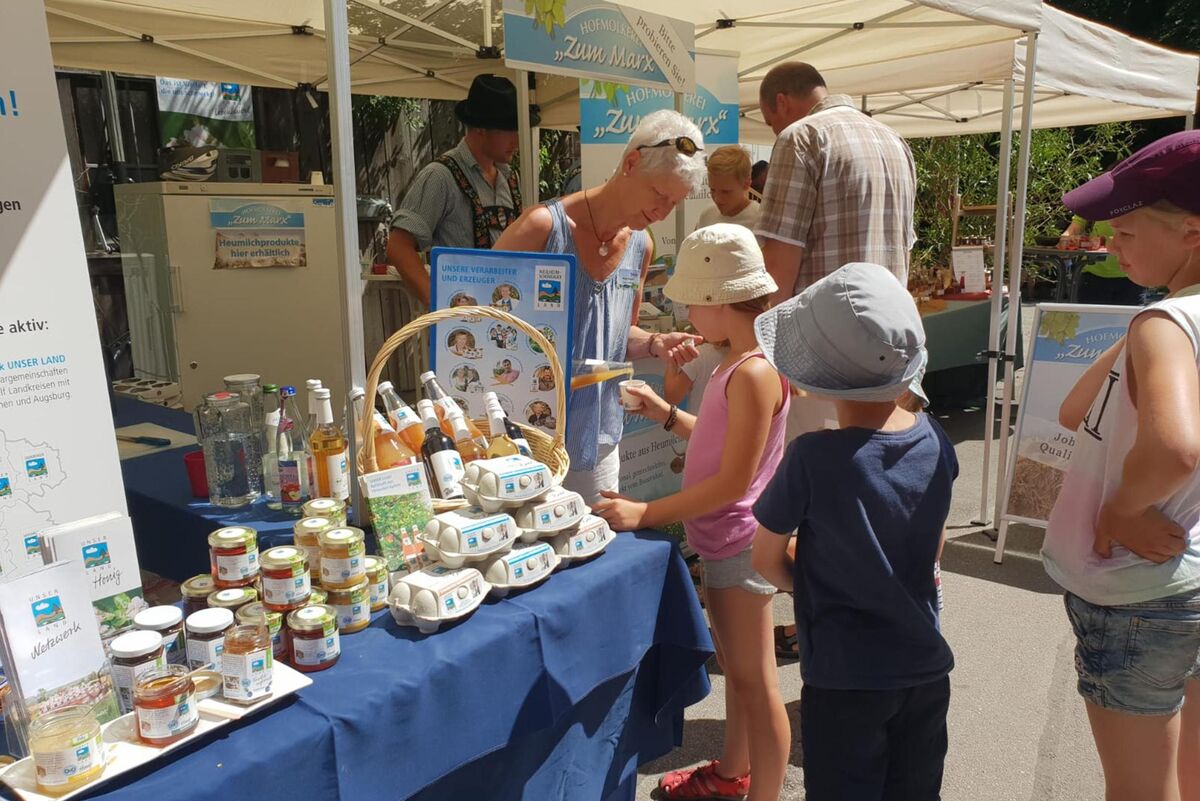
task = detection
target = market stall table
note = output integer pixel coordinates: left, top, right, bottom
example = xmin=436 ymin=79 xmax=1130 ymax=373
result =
xmin=1021 ymin=246 xmax=1112 ymax=302
xmin=919 ymin=296 xmax=1023 ymax=407
xmin=110 ymin=394 xmax=297 ymax=582
xmin=30 ymin=530 xmax=711 ymax=801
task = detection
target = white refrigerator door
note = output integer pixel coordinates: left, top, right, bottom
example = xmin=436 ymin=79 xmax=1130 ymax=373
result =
xmin=162 ymin=192 xmax=349 ymax=411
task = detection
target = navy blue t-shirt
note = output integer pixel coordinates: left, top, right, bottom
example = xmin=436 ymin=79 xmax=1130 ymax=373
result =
xmin=753 ymin=413 xmax=957 ymax=690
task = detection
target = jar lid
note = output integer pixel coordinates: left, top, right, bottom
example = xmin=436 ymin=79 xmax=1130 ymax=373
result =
xmin=134 ymin=605 xmax=183 ymax=630
xmin=319 ymin=527 xmax=365 ymax=547
xmin=363 ymin=555 xmax=385 ymax=573
xmin=110 ymin=629 xmax=164 ymax=659
xmin=236 ymin=602 xmax=282 ymax=627
xmin=208 ymin=526 xmax=257 ymax=549
xmin=186 ymin=607 xmax=235 ymax=634
xmin=180 ymin=574 xmax=215 ymax=598
xmin=205 ymin=391 xmax=239 ymax=405
xmin=223 ymin=373 xmax=261 ymax=386
xmin=287 ymin=603 xmax=337 ymax=632
xmin=208 ymin=587 xmax=258 ymax=608
xmin=303 ymin=498 xmax=345 ymax=513
xmin=261 ymin=546 xmax=307 ymax=571
xmin=294 ymin=517 xmax=333 ymax=536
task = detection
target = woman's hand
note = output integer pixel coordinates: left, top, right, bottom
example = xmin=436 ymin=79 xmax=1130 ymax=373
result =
xmin=593 ymin=491 xmax=649 ymax=530
xmin=622 ymin=382 xmax=671 ymax=425
xmin=654 ymin=333 xmax=704 ymax=368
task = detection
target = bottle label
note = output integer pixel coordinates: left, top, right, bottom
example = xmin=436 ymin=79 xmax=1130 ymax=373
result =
xmin=222 ymin=646 xmax=274 ymax=702
xmin=326 ymin=449 xmax=350 ymax=500
xmin=136 ymin=691 xmax=198 ymax=741
xmin=263 ymin=572 xmax=312 ymax=605
xmin=162 ymin=630 xmax=186 ymax=666
xmin=428 ymin=450 xmax=465 ymax=499
xmin=320 ymin=555 xmax=364 ymax=585
xmin=514 ymin=437 xmax=533 ymax=457
xmin=213 ymin=547 xmax=259 ymax=582
xmin=111 ymin=653 xmax=166 ymax=713
xmin=293 ymin=628 xmax=341 ymax=666
xmin=187 ymin=636 xmax=225 ymax=670
xmin=32 ymin=732 xmax=104 ymax=786
xmin=333 ymin=594 xmax=371 ymax=630
xmin=279 ymin=458 xmax=305 ymax=504
xmin=306 ymin=452 xmax=317 ymax=497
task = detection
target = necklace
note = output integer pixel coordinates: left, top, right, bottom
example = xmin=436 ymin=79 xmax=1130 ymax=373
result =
xmin=583 ymin=189 xmax=615 ymax=257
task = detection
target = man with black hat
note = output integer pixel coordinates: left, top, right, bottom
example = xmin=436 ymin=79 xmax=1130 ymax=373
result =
xmin=386 ymin=74 xmax=538 ymax=306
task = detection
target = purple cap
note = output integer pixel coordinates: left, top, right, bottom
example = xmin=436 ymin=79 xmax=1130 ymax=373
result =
xmin=1063 ymin=130 xmax=1200 ymax=221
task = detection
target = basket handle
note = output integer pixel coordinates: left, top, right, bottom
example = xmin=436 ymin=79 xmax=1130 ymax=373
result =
xmin=361 ymin=306 xmax=567 ymax=474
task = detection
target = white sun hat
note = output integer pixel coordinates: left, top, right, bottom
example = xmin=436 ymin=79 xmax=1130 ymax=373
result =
xmin=663 ymin=224 xmax=777 ymax=307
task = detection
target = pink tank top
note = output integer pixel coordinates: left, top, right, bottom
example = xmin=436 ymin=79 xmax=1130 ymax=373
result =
xmin=682 ymin=352 xmax=790 ymax=560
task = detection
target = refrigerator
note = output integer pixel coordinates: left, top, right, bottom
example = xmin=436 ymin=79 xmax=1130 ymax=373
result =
xmin=114 ymin=182 xmax=349 ymax=412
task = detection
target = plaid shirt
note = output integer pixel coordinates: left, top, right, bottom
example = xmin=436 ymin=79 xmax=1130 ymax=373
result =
xmin=756 ymin=95 xmax=916 ymax=292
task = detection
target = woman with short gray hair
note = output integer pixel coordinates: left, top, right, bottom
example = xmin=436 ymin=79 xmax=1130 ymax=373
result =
xmin=495 ymin=109 xmax=706 ymax=502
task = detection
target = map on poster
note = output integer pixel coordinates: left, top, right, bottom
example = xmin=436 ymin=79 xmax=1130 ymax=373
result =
xmin=430 ymin=248 xmax=576 ymax=437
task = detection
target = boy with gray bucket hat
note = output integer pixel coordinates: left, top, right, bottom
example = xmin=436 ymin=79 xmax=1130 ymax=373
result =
xmin=750 ymin=262 xmax=958 ymax=801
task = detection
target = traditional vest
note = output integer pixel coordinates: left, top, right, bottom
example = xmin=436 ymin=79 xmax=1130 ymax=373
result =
xmin=436 ymin=155 xmax=523 ymax=249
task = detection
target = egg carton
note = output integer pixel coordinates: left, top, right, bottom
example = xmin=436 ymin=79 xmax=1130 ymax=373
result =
xmin=547 ymin=515 xmax=614 ymax=564
xmin=481 ymin=541 xmax=559 ymax=598
xmin=420 ymin=507 xmax=517 ymax=568
xmin=512 ymin=487 xmax=588 ymax=542
xmin=388 ymin=563 xmax=490 ymax=634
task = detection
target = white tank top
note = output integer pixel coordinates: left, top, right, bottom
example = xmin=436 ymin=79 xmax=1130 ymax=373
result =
xmin=1043 ymin=293 xmax=1200 ymax=605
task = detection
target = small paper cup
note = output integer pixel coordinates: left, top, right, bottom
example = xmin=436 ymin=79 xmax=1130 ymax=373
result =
xmin=619 ymin=379 xmax=646 ymax=410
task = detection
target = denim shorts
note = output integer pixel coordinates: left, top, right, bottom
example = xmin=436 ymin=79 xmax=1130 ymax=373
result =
xmin=702 ymin=546 xmax=776 ymax=596
xmin=1064 ymin=589 xmax=1200 ymax=715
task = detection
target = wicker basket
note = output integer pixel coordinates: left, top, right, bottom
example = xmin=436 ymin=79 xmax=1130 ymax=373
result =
xmin=360 ymin=306 xmax=570 ymax=512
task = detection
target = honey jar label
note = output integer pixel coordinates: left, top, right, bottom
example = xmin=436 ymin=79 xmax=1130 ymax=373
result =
xmin=32 ymin=733 xmax=103 ymax=787
xmin=213 ymin=548 xmax=259 ymax=581
xmin=136 ymin=693 xmax=198 ymax=741
xmin=321 ymin=555 xmax=365 ymax=585
xmin=293 ymin=628 xmax=341 ymax=667
xmin=369 ymin=577 xmax=389 ymax=607
xmin=221 ymin=646 xmax=273 ymax=702
xmin=263 ymin=573 xmax=312 ymax=606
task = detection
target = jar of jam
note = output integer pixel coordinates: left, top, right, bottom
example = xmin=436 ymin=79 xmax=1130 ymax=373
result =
xmin=134 ymin=606 xmax=187 ymax=666
xmin=208 ymin=526 xmax=259 ymax=588
xmin=319 ymin=527 xmax=367 ymax=589
xmin=109 ymin=629 xmax=166 ymax=714
xmin=221 ymin=623 xmax=274 ymax=705
xmin=326 ymin=576 xmax=371 ymax=634
xmin=186 ymin=607 xmax=234 ymax=669
xmin=287 ymin=604 xmax=340 ymax=673
xmin=133 ymin=665 xmax=199 ymax=747
xmin=236 ymin=602 xmax=286 ymax=662
xmin=260 ymin=546 xmax=311 ymax=612
xmin=303 ymin=498 xmax=347 ymax=526
xmin=364 ymin=555 xmax=390 ymax=612
xmin=180 ymin=574 xmax=215 ymax=616
xmin=28 ymin=705 xmax=105 ymax=796
xmin=208 ymin=586 xmax=258 ymax=614
xmin=293 ymin=516 xmax=333 ymax=580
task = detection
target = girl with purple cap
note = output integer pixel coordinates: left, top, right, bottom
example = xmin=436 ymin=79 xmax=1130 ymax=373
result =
xmin=1044 ymin=130 xmax=1200 ymax=801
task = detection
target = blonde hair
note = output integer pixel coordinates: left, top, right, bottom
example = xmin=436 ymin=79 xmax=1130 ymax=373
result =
xmin=1143 ymin=200 xmax=1200 ymax=232
xmin=706 ymin=146 xmax=751 ymax=183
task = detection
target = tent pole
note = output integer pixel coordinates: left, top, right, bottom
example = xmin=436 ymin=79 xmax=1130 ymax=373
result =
xmin=993 ymin=33 xmax=1038 ymax=562
xmin=516 ymin=69 xmax=535 ymax=206
xmin=975 ymin=76 xmax=1015 ymax=526
xmin=675 ymin=92 xmax=686 ymax=258
xmin=323 ymin=0 xmax=368 ymax=522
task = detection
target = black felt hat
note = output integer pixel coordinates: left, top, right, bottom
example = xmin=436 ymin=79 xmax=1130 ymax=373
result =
xmin=455 ymin=74 xmax=541 ymax=131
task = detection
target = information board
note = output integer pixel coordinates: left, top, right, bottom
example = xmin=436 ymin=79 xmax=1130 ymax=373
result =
xmin=430 ymin=248 xmax=576 ymax=438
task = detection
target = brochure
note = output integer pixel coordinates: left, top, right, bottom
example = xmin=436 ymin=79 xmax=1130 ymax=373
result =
xmin=359 ymin=465 xmax=435 ymax=575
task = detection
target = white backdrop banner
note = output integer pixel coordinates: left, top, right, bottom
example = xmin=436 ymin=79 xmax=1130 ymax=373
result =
xmin=0 ymin=0 xmax=129 ymax=578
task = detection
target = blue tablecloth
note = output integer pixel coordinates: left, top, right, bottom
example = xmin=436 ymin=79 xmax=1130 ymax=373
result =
xmin=111 ymin=396 xmax=300 ymax=581
xmin=23 ymin=530 xmax=711 ymax=801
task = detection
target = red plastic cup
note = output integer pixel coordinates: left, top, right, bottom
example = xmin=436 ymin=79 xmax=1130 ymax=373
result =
xmin=183 ymin=450 xmax=209 ymax=498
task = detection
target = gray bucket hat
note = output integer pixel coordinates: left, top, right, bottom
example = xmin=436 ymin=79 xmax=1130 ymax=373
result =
xmin=754 ymin=263 xmax=928 ymax=403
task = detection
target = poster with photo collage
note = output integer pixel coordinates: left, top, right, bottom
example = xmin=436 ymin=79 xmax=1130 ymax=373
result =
xmin=430 ymin=248 xmax=576 ymax=438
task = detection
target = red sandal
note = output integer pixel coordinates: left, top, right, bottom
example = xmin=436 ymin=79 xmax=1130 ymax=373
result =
xmin=657 ymin=761 xmax=750 ymax=800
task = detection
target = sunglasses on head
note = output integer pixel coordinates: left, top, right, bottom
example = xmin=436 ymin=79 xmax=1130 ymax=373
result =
xmin=637 ymin=137 xmax=702 ymax=157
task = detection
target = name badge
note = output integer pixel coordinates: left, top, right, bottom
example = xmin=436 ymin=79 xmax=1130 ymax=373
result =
xmin=617 ymin=266 xmax=641 ymax=291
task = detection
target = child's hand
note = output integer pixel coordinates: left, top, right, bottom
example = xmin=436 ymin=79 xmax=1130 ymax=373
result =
xmin=622 ymin=383 xmax=671 ymax=425
xmin=1095 ymin=502 xmax=1186 ymax=563
xmin=593 ymin=491 xmax=649 ymax=530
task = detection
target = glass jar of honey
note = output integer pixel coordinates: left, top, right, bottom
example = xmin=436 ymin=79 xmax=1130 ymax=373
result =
xmin=260 ymin=546 xmax=311 ymax=612
xmin=28 ymin=706 xmax=105 ymax=796
xmin=293 ymin=517 xmax=333 ymax=580
xmin=207 ymin=586 xmax=258 ymax=614
xmin=363 ymin=555 xmax=390 ymax=612
xmin=286 ymin=604 xmax=340 ymax=672
xmin=109 ymin=630 xmax=166 ymax=714
xmin=318 ymin=527 xmax=366 ymax=589
xmin=207 ymin=526 xmax=259 ymax=589
xmin=236 ymin=602 xmax=286 ymax=661
xmin=133 ymin=665 xmax=199 ymax=747
xmin=325 ymin=576 xmax=371 ymax=634
xmin=186 ymin=607 xmax=234 ymax=669
xmin=180 ymin=574 xmax=215 ymax=616
xmin=302 ymin=498 xmax=347 ymax=526
xmin=308 ymin=587 xmax=328 ymax=606
xmin=221 ymin=624 xmax=274 ymax=705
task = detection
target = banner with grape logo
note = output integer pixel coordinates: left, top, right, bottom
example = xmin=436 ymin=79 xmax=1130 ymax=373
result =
xmin=1003 ymin=304 xmax=1136 ymax=525
xmin=503 ymin=0 xmax=694 ymax=92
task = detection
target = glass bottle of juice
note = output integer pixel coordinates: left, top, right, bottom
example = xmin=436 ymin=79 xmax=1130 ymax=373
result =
xmin=418 ymin=399 xmax=465 ymax=500
xmin=262 ymin=384 xmax=281 ymax=510
xmin=484 ymin=392 xmax=532 ymax=457
xmin=377 ymin=381 xmax=426 ymax=454
xmin=304 ymin=379 xmax=322 ymax=498
xmin=484 ymin=403 xmax=521 ymax=458
xmin=447 ymin=407 xmax=485 ymax=464
xmin=310 ymin=388 xmax=350 ymax=501
xmin=351 ymin=387 xmax=418 ymax=469
xmin=277 ymin=387 xmax=310 ymax=515
xmin=420 ymin=371 xmax=486 ymax=444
